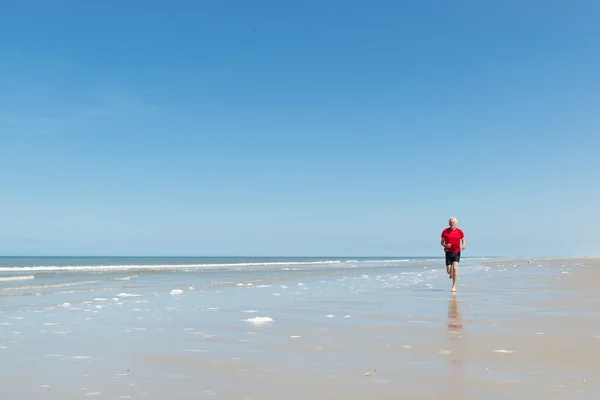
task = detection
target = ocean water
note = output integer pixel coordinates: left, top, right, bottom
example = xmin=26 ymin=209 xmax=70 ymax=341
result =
xmin=0 ymin=256 xmax=490 ymax=308
xmin=0 ymin=256 xmax=527 ymax=323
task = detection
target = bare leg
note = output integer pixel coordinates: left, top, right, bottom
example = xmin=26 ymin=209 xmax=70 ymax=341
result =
xmin=451 ymin=261 xmax=459 ymax=292
xmin=446 ymin=264 xmax=452 ymax=279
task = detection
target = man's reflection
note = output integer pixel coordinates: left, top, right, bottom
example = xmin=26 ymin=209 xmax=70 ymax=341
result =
xmin=447 ymin=293 xmax=463 ymax=333
xmin=447 ymin=293 xmax=464 ymax=370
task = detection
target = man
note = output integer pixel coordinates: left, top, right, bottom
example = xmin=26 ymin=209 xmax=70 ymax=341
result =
xmin=441 ymin=217 xmax=466 ymax=292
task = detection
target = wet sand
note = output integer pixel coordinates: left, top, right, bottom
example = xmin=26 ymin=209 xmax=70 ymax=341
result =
xmin=1 ymin=257 xmax=599 ymax=399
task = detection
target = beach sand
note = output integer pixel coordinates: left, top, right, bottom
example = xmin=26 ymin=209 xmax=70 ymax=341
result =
xmin=1 ymin=257 xmax=599 ymax=399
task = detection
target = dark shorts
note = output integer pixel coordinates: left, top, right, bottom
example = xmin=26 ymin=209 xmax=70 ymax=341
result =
xmin=445 ymin=251 xmax=461 ymax=265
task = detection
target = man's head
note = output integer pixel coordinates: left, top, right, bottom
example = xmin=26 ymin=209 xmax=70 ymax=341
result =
xmin=448 ymin=217 xmax=457 ymax=229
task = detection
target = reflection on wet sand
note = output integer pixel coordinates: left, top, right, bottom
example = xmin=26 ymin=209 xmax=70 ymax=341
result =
xmin=447 ymin=293 xmax=464 ymax=376
xmin=447 ymin=293 xmax=463 ymax=333
xmin=447 ymin=293 xmax=468 ymax=399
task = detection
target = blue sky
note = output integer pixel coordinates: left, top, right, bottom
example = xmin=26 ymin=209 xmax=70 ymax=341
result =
xmin=1 ymin=1 xmax=598 ymax=257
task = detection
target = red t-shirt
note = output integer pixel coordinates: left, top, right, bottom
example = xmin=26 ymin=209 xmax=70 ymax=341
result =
xmin=441 ymin=228 xmax=464 ymax=252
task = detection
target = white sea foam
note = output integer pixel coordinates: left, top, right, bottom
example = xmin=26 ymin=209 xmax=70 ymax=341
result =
xmin=0 ymin=259 xmax=412 ymax=273
xmin=493 ymin=349 xmax=514 ymax=354
xmin=111 ymin=276 xmax=137 ymax=281
xmin=0 ymin=275 xmax=35 ymax=282
xmin=243 ymin=317 xmax=274 ymax=325
xmin=1 ymin=280 xmax=100 ymax=291
xmin=116 ymin=293 xmax=142 ymax=298
xmin=170 ymin=289 xmax=183 ymax=295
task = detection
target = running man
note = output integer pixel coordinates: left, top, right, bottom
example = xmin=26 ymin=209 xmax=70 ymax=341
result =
xmin=441 ymin=217 xmax=466 ymax=292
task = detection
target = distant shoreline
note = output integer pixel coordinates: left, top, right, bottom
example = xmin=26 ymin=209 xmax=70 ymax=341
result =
xmin=1 ymin=254 xmax=591 ymax=258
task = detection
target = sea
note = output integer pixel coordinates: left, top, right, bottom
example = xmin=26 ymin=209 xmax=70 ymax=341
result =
xmin=0 ymin=255 xmax=504 ymax=317
xmin=0 ymin=256 xmax=494 ymax=304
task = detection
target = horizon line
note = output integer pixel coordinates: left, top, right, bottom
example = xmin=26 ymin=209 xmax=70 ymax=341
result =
xmin=0 ymin=254 xmax=539 ymax=258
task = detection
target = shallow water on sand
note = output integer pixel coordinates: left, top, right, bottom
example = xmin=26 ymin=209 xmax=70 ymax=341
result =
xmin=1 ymin=257 xmax=597 ymax=399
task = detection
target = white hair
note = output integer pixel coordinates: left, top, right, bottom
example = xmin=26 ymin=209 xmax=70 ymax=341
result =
xmin=449 ymin=217 xmax=457 ymax=223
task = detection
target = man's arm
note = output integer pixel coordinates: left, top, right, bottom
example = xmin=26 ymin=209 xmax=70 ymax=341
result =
xmin=461 ymin=237 xmax=466 ymax=250
xmin=441 ymin=237 xmax=450 ymax=249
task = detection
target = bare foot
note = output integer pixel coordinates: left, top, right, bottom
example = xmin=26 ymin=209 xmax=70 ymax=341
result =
xmin=451 ymin=287 xmax=456 ymax=292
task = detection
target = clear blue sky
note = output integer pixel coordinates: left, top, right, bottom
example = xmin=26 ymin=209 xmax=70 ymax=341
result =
xmin=1 ymin=1 xmax=598 ymax=257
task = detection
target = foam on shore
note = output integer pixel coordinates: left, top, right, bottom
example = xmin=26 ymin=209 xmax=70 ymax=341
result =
xmin=243 ymin=317 xmax=274 ymax=325
xmin=0 ymin=275 xmax=35 ymax=282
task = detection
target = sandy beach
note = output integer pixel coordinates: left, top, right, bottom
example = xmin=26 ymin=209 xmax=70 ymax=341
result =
xmin=1 ymin=257 xmax=599 ymax=399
